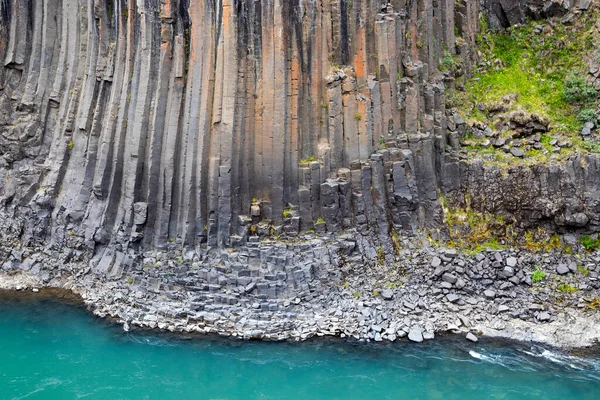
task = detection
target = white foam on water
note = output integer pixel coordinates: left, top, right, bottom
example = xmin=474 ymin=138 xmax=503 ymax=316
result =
xmin=469 ymin=350 xmax=487 ymax=360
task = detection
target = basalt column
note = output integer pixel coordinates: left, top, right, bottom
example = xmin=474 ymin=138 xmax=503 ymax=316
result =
xmin=0 ymin=0 xmax=479 ymax=252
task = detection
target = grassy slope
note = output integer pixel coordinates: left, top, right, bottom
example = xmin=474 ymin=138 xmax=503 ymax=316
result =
xmin=448 ymin=11 xmax=599 ymax=165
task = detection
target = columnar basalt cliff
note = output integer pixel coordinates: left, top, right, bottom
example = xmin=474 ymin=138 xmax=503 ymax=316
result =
xmin=0 ymin=0 xmax=483 ymax=252
xmin=2 ymin=1 xmax=600 ymax=348
xmin=1 ymin=0 xmax=599 ymax=255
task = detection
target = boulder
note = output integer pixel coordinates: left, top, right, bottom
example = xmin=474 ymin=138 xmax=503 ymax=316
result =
xmin=408 ymin=328 xmax=424 ymax=343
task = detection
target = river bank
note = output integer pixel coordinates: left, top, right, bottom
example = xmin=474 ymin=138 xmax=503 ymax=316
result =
xmin=2 ymin=296 xmax=598 ymax=399
xmin=1 ymin=231 xmax=599 ymax=350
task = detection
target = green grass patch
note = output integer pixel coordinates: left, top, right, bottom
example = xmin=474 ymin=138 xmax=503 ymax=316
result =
xmin=557 ymin=283 xmax=578 ymax=294
xmin=451 ymin=12 xmax=599 ymax=156
xmin=580 ymin=234 xmax=600 ymax=251
xmin=532 ymin=266 xmax=547 ymax=283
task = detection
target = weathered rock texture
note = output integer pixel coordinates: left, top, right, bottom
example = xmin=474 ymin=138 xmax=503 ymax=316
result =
xmin=1 ymin=0 xmax=599 ymax=258
xmin=0 ymin=0 xmax=482 ymax=252
xmin=483 ymin=0 xmax=592 ymax=29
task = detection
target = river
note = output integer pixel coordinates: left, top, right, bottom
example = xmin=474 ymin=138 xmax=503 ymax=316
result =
xmin=0 ymin=293 xmax=598 ymax=399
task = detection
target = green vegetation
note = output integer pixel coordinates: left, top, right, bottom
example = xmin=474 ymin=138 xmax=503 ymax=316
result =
xmin=300 ymin=156 xmax=318 ymax=164
xmin=531 ymin=266 xmax=547 ymax=283
xmin=439 ymin=48 xmax=462 ymax=73
xmin=316 ymin=217 xmax=326 ymax=224
xmin=581 ymin=141 xmax=600 ymax=153
xmin=563 ymin=74 xmax=598 ymax=104
xmin=438 ymin=194 xmax=569 ymax=253
xmin=439 ymin=193 xmax=510 ymax=252
xmin=577 ymin=265 xmax=590 ymax=276
xmin=376 ymin=246 xmax=385 ymax=266
xmin=577 ymin=108 xmax=597 ymax=126
xmin=354 ymin=113 xmax=362 ymax=121
xmin=449 ymin=11 xmax=599 ymax=162
xmin=391 ymin=230 xmax=401 ymax=255
xmin=557 ymin=283 xmax=578 ymax=294
xmin=523 ymin=228 xmax=563 ymax=252
xmin=580 ymin=235 xmax=600 ymax=251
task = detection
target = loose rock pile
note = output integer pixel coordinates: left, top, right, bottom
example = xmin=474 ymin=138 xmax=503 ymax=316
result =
xmin=2 ymin=228 xmax=599 ymax=348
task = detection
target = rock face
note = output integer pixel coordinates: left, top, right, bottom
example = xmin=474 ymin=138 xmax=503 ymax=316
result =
xmin=0 ymin=0 xmax=482 ymax=251
xmin=449 ymin=154 xmax=600 ymax=231
xmin=482 ymin=0 xmax=590 ymax=29
xmin=1 ymin=0 xmax=599 ymax=257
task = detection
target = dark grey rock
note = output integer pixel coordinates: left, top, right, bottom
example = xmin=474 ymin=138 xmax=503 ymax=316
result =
xmin=556 ymin=264 xmax=570 ymax=275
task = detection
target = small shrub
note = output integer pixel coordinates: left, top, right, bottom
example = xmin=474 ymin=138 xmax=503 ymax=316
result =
xmin=532 ymin=267 xmax=547 ymax=283
xmin=282 ymin=207 xmax=293 ymax=219
xmin=563 ymin=74 xmax=597 ymax=104
xmin=316 ymin=217 xmax=326 ymax=224
xmin=577 ymin=108 xmax=597 ymax=126
xmin=355 ymin=113 xmax=362 ymax=121
xmin=580 ymin=235 xmax=600 ymax=251
xmin=440 ymin=49 xmax=457 ymax=72
xmin=352 ymin=291 xmax=360 ymax=298
xmin=581 ymin=141 xmax=600 ymax=153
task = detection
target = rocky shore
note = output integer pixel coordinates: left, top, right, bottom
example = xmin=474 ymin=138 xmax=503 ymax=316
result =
xmin=1 ymin=230 xmax=599 ymax=350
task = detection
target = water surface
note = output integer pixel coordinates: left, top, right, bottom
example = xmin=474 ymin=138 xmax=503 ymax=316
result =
xmin=0 ymin=293 xmax=598 ymax=399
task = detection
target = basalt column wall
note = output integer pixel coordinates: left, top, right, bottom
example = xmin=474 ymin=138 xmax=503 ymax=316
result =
xmin=0 ymin=0 xmax=479 ymax=251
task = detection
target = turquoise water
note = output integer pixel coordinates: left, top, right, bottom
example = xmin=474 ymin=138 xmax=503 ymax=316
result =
xmin=0 ymin=295 xmax=599 ymax=399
